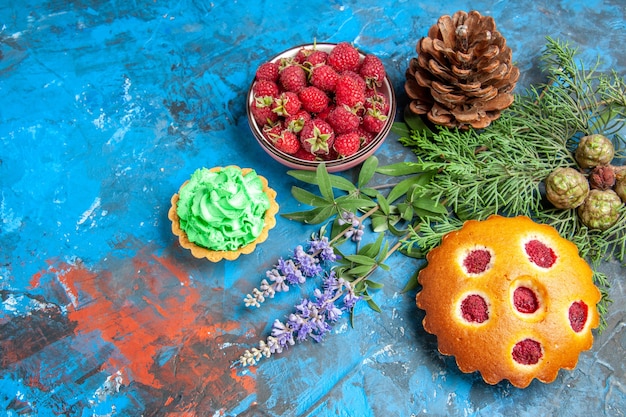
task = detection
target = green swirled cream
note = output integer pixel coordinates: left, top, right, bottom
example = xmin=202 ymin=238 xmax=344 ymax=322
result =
xmin=176 ymin=167 xmax=271 ymax=251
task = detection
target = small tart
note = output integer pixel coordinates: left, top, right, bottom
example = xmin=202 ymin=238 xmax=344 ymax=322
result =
xmin=416 ymin=215 xmax=601 ymax=388
xmin=168 ymin=166 xmax=279 ymax=262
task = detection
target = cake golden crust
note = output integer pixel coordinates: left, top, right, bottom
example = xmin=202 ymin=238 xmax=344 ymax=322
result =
xmin=168 ymin=166 xmax=279 ymax=262
xmin=416 ymin=215 xmax=601 ymax=388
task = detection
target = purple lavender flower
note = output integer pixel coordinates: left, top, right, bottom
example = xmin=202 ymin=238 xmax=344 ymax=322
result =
xmin=245 ymin=241 xmax=330 ymax=308
xmin=294 ymin=245 xmax=322 ymax=276
xmin=260 ymin=270 xmax=360 ymax=353
xmin=288 ymin=312 xmax=313 ymax=341
xmin=240 ymin=220 xmax=376 ymax=366
xmin=295 ymin=298 xmax=313 ymax=317
xmin=337 ymin=276 xmax=361 ymax=309
xmin=337 ymin=211 xmax=365 ymax=242
xmin=342 ymin=289 xmax=361 ymax=310
xmin=266 ymin=336 xmax=282 ymax=354
xmin=315 ymin=276 xmax=345 ymax=322
xmin=338 ymin=211 xmax=360 ymax=228
xmin=282 ymin=275 xmax=347 ymax=343
xmin=240 ymin=268 xmax=364 ymax=367
xmin=352 ymin=224 xmax=365 ymax=242
xmin=321 ymin=272 xmax=362 ymax=311
xmin=271 ymin=319 xmax=295 ymax=349
xmin=308 ymin=235 xmax=338 ymax=262
xmin=277 ymin=258 xmax=306 ymax=285
xmin=322 ymin=270 xmax=341 ymax=292
xmin=311 ymin=319 xmax=331 ymax=342
xmin=266 ymin=268 xmax=288 ymax=293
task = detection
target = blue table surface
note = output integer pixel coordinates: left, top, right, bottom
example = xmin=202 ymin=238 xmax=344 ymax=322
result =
xmin=1 ymin=1 xmax=625 ymax=416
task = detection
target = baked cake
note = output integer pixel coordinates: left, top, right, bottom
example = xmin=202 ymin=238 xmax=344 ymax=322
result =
xmin=416 ymin=215 xmax=601 ymax=388
xmin=168 ymin=166 xmax=278 ymax=262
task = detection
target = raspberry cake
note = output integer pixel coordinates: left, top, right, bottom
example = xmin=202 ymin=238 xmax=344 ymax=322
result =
xmin=416 ymin=215 xmax=601 ymax=388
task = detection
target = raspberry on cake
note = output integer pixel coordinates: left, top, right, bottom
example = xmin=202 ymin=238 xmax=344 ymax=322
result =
xmin=458 ymin=293 xmax=490 ymax=324
xmin=524 ymin=238 xmax=558 ymax=268
xmin=513 ymin=287 xmax=539 ymax=314
xmin=508 ymin=277 xmax=548 ymax=323
xmin=512 ymin=339 xmax=543 ymax=365
xmin=416 ymin=215 xmax=601 ymax=388
xmin=460 ymin=246 xmax=494 ymax=275
xmin=568 ymin=301 xmax=589 ymax=333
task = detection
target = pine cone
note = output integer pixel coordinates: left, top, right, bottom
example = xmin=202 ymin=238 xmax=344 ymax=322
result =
xmin=405 ymin=10 xmax=520 ymax=129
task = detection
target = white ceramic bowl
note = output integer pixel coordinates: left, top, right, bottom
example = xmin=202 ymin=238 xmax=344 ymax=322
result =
xmin=246 ymin=43 xmax=396 ymax=173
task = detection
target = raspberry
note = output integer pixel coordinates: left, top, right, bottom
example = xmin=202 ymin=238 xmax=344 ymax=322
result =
xmin=262 ymin=122 xmax=283 ymax=141
xmin=359 ymin=54 xmax=386 ymax=88
xmin=272 ymin=129 xmax=301 ymax=155
xmin=277 ymin=56 xmax=297 ymax=70
xmin=568 ymin=301 xmax=588 ymax=333
xmin=251 ymin=96 xmax=279 ymax=125
xmin=335 ymin=74 xmax=366 ymax=109
xmin=298 ymin=86 xmax=329 ymax=114
xmin=294 ymin=47 xmax=315 ymax=64
xmin=255 ymin=61 xmax=280 ymax=82
xmin=309 ymin=64 xmax=339 ymax=92
xmin=512 ymin=339 xmax=542 ymax=365
xmin=293 ymin=147 xmax=317 ymax=161
xmin=341 ymin=70 xmax=367 ymax=92
xmin=304 ymin=50 xmax=328 ymax=67
xmin=316 ymin=104 xmax=334 ymax=121
xmin=513 ymin=287 xmax=539 ymax=314
xmin=285 ymin=110 xmax=311 ymax=134
xmin=252 ymin=79 xmax=280 ymax=98
xmin=300 ymin=118 xmax=335 ymax=155
xmin=333 ymin=132 xmax=361 ymax=157
xmin=320 ymin=147 xmax=339 ymax=161
xmin=525 ymin=240 xmax=557 ymax=268
xmin=362 ymin=107 xmax=388 ymax=133
xmin=279 ymin=65 xmax=307 ymax=92
xmin=354 ymin=127 xmax=372 ymax=146
xmin=326 ymin=105 xmax=360 ymax=134
xmin=328 ymin=42 xmax=361 ymax=72
xmin=272 ymin=91 xmax=301 ymax=117
xmin=462 ymin=248 xmax=492 ymax=274
xmin=460 ymin=294 xmax=489 ymax=323
xmin=365 ymin=89 xmax=389 ymax=114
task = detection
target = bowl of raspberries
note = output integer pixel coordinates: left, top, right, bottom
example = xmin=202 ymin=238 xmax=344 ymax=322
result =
xmin=247 ymin=42 xmax=396 ymax=172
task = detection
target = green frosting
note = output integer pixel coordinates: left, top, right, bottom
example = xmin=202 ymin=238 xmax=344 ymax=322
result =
xmin=177 ymin=167 xmax=271 ymax=251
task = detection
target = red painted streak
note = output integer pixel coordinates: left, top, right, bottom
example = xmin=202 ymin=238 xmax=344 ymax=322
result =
xmin=62 ymin=258 xmax=202 ymax=389
xmin=28 ymin=252 xmax=256 ymax=412
xmin=142 ymin=296 xmax=169 ymax=318
xmin=29 ymin=270 xmax=43 ymax=289
xmin=151 ymin=254 xmax=191 ymax=286
xmin=165 ymin=412 xmax=200 ymax=417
